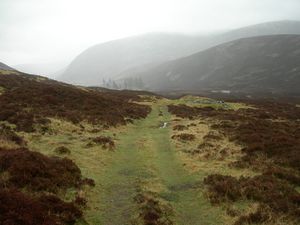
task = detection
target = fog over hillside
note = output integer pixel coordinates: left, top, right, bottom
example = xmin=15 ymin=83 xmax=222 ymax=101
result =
xmin=127 ymin=35 xmax=300 ymax=95
xmin=0 ymin=62 xmax=15 ymax=71
xmin=1 ymin=0 xmax=300 ymax=77
xmin=59 ymin=33 xmax=207 ymax=85
xmin=60 ymin=20 xmax=300 ymax=88
xmin=1 ymin=1 xmax=300 ymax=225
xmin=14 ymin=62 xmax=66 ymax=79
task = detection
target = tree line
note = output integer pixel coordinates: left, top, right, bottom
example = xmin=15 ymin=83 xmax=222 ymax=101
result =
xmin=102 ymin=77 xmax=145 ymax=90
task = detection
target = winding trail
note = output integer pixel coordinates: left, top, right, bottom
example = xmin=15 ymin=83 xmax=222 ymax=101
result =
xmin=96 ymin=101 xmax=224 ymax=225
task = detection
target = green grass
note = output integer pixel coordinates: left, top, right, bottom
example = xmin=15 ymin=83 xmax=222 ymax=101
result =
xmin=0 ymin=86 xmax=5 ymax=94
xmin=148 ymin=104 xmax=228 ymax=225
xmin=24 ymin=98 xmax=247 ymax=225
xmin=87 ymin=102 xmax=228 ymax=224
xmin=0 ymin=69 xmax=15 ymax=75
xmin=170 ymin=95 xmax=250 ymax=110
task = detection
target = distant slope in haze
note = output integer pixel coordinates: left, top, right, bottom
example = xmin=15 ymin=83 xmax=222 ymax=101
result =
xmin=117 ymin=21 xmax=300 ymax=84
xmin=210 ymin=20 xmax=300 ymax=45
xmin=0 ymin=62 xmax=15 ymax=71
xmin=60 ymin=20 xmax=300 ymax=87
xmin=132 ymin=35 xmax=300 ymax=95
xmin=59 ymin=33 xmax=207 ymax=86
xmin=14 ymin=62 xmax=67 ymax=78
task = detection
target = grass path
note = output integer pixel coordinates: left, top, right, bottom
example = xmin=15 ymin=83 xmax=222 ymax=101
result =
xmin=93 ymin=101 xmax=225 ymax=225
xmin=23 ymin=98 xmax=260 ymax=225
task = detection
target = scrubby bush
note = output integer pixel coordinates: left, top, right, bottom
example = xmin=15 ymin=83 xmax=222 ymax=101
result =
xmin=169 ymin=100 xmax=300 ymax=184
xmin=0 ymin=189 xmax=82 ymax=225
xmin=55 ymin=146 xmax=71 ymax=155
xmin=80 ymin=178 xmax=96 ymax=187
xmin=234 ymin=205 xmax=270 ymax=225
xmin=90 ymin=136 xmax=115 ymax=150
xmin=0 ymin=147 xmax=82 ymax=192
xmin=173 ymin=125 xmax=187 ymax=131
xmin=203 ymin=132 xmax=223 ymax=141
xmin=134 ymin=192 xmax=173 ymax=225
xmin=204 ymin=174 xmax=300 ymax=221
xmin=169 ymin=99 xmax=300 ymax=223
xmin=171 ymin=133 xmax=195 ymax=142
xmin=0 ymin=74 xmax=151 ymax=132
xmin=0 ymin=124 xmax=26 ymax=145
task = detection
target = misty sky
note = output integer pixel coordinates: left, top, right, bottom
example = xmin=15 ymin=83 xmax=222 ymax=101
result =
xmin=1 ymin=0 xmax=300 ymax=69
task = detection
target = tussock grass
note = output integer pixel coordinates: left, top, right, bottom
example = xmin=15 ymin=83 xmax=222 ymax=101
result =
xmin=168 ymin=97 xmax=300 ymax=225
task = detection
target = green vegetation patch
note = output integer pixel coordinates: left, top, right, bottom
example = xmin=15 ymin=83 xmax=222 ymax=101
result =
xmin=174 ymin=95 xmax=250 ymax=110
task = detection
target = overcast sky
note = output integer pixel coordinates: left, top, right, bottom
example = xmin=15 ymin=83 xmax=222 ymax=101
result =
xmin=1 ymin=0 xmax=300 ymax=69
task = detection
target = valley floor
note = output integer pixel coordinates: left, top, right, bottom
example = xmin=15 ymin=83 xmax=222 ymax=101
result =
xmin=1 ymin=71 xmax=299 ymax=225
xmin=94 ymin=102 xmax=225 ymax=225
xmin=24 ymin=97 xmax=300 ymax=225
xmin=26 ymin=99 xmax=235 ymax=224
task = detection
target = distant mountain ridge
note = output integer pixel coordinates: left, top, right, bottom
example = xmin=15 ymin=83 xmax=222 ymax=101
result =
xmin=59 ymin=20 xmax=300 ymax=87
xmin=59 ymin=33 xmax=207 ymax=85
xmin=131 ymin=35 xmax=300 ymax=95
xmin=0 ymin=62 xmax=15 ymax=71
xmin=211 ymin=20 xmax=300 ymax=44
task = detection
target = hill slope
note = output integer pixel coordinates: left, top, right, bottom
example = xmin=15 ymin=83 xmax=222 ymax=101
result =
xmin=0 ymin=71 xmax=151 ymax=131
xmin=0 ymin=62 xmax=15 ymax=71
xmin=1 ymin=70 xmax=299 ymax=224
xmin=210 ymin=20 xmax=300 ymax=46
xmin=60 ymin=21 xmax=300 ymax=86
xmin=0 ymin=70 xmax=153 ymax=224
xmin=129 ymin=35 xmax=300 ymax=95
xmin=59 ymin=33 xmax=206 ymax=86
